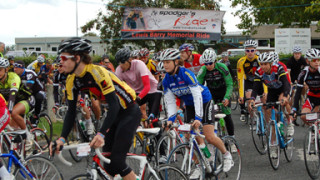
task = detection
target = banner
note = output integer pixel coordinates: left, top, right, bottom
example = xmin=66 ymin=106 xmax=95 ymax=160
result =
xmin=121 ymin=8 xmax=225 ymax=40
xmin=275 ymin=28 xmax=311 ymax=54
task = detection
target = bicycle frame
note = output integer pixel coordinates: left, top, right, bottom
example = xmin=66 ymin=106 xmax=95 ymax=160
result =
xmin=255 ymin=104 xmax=265 ymax=135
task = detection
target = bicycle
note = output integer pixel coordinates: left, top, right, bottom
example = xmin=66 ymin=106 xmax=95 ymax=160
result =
xmin=54 ymin=142 xmax=188 ymax=180
xmin=25 ymin=109 xmax=53 ymax=142
xmin=0 ymin=130 xmax=63 ymax=179
xmin=265 ymin=101 xmax=294 ymax=170
xmin=299 ymin=112 xmax=320 ymax=179
xmin=167 ymin=124 xmax=241 ymax=180
xmin=231 ymin=82 xmax=239 ymax=111
xmin=250 ymin=98 xmax=268 ymax=155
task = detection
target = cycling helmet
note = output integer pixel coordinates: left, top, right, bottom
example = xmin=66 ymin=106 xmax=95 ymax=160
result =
xmin=0 ymin=57 xmax=9 ymax=68
xmin=58 ymin=37 xmax=92 ymax=54
xmin=258 ymin=52 xmax=273 ymax=63
xmin=200 ymin=48 xmax=217 ymax=64
xmin=159 ymin=48 xmax=180 ymax=61
xmin=244 ymin=40 xmax=258 ymax=48
xmin=115 ymin=48 xmax=131 ymax=64
xmin=46 ymin=58 xmax=53 ymax=65
xmin=8 ymin=55 xmax=15 ymax=61
xmin=221 ymin=52 xmax=228 ymax=57
xmin=269 ymin=51 xmax=279 ymax=63
xmin=101 ymin=54 xmax=109 ymax=60
xmin=157 ymin=61 xmax=164 ymax=72
xmin=153 ymin=51 xmax=162 ymax=61
xmin=292 ymin=45 xmax=302 ymax=53
xmin=130 ymin=50 xmax=140 ymax=58
xmin=37 ymin=55 xmax=45 ymax=63
xmin=179 ymin=43 xmax=194 ymax=52
xmin=305 ymin=48 xmax=320 ymax=61
xmin=139 ymin=48 xmax=149 ymax=57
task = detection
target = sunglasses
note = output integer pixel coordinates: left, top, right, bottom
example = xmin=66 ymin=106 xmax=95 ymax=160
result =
xmin=245 ymin=49 xmax=255 ymax=53
xmin=104 ymin=61 xmax=110 ymax=64
xmin=13 ymin=63 xmax=24 ymax=68
xmin=311 ymin=59 xmax=320 ymax=62
xmin=204 ymin=62 xmax=213 ymax=66
xmin=60 ymin=55 xmax=74 ymax=61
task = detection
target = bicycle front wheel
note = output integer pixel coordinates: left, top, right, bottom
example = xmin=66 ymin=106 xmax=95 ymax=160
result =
xmin=147 ymin=164 xmax=188 ymax=180
xmin=38 ymin=113 xmax=53 ymax=142
xmin=267 ymin=121 xmax=280 ymax=170
xmin=28 ymin=128 xmax=50 ymax=157
xmin=231 ymin=90 xmax=239 ymax=110
xmin=14 ymin=156 xmax=63 ymax=180
xmin=167 ymin=143 xmax=205 ymax=179
xmin=304 ymin=126 xmax=320 ymax=179
xmin=251 ymin=111 xmax=267 ymax=155
xmin=156 ymin=133 xmax=182 ymax=166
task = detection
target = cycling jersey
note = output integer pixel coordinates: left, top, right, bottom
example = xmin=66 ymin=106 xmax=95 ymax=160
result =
xmin=237 ymin=55 xmax=260 ymax=98
xmin=218 ymin=59 xmax=235 ymax=78
xmin=293 ymin=67 xmax=320 ymax=110
xmin=277 ymin=61 xmax=291 ymax=84
xmin=19 ymin=69 xmax=44 ymax=94
xmin=286 ymin=56 xmax=307 ymax=83
xmin=252 ymin=64 xmax=291 ymax=99
xmin=115 ymin=60 xmax=158 ymax=95
xmin=66 ymin=64 xmax=136 ymax=109
xmin=0 ymin=93 xmax=9 ymax=132
xmin=184 ymin=54 xmax=202 ymax=75
xmin=145 ymin=59 xmax=159 ymax=75
xmin=53 ymin=70 xmax=67 ymax=87
xmin=8 ymin=64 xmax=14 ymax=72
xmin=162 ymin=67 xmax=212 ymax=122
xmin=27 ymin=61 xmax=43 ymax=74
xmin=39 ymin=64 xmax=54 ymax=76
xmin=197 ymin=63 xmax=233 ymax=100
xmin=0 ymin=72 xmax=21 ymax=112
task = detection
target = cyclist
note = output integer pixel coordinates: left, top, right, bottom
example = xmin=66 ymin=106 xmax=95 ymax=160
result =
xmin=219 ymin=51 xmax=236 ymax=79
xmin=50 ymin=37 xmax=141 ymax=180
xmin=292 ymin=48 xmax=320 ymax=125
xmin=38 ymin=58 xmax=54 ymax=85
xmin=27 ymin=55 xmax=45 ymax=74
xmin=14 ymin=60 xmax=45 ymax=126
xmin=160 ymin=48 xmax=233 ymax=176
xmin=0 ymin=57 xmax=35 ymax=146
xmin=287 ymin=45 xmax=307 ymax=83
xmin=197 ymin=48 xmax=235 ymax=139
xmin=237 ymin=40 xmax=267 ymax=121
xmin=179 ymin=43 xmax=202 ymax=75
xmin=100 ymin=54 xmax=115 ymax=72
xmin=8 ymin=55 xmax=15 ymax=72
xmin=53 ymin=62 xmax=67 ymax=108
xmin=130 ymin=49 xmax=140 ymax=60
xmin=0 ymin=93 xmax=12 ymax=179
xmin=248 ymin=52 xmax=293 ymax=155
xmin=139 ymin=48 xmax=159 ymax=81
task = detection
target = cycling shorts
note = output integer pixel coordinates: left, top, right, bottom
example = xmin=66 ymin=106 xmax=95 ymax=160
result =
xmin=244 ymin=80 xmax=254 ymax=92
xmin=302 ymin=96 xmax=320 ymax=111
xmin=185 ymin=100 xmax=215 ymax=125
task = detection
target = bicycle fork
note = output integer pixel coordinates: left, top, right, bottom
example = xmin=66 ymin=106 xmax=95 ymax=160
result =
xmin=308 ymin=125 xmax=318 ymax=155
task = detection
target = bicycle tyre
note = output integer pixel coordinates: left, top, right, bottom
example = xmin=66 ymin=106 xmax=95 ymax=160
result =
xmin=147 ymin=164 xmax=188 ymax=180
xmin=284 ymin=123 xmax=294 ymax=162
xmin=167 ymin=143 xmax=205 ymax=179
xmin=155 ymin=132 xmax=182 ymax=166
xmin=231 ymin=90 xmax=239 ymax=110
xmin=129 ymin=133 xmax=144 ymax=155
xmin=251 ymin=111 xmax=267 ymax=155
xmin=218 ymin=136 xmax=242 ymax=180
xmin=267 ymin=121 xmax=280 ymax=170
xmin=28 ymin=128 xmax=50 ymax=157
xmin=14 ymin=156 xmax=63 ymax=180
xmin=304 ymin=126 xmax=320 ymax=179
xmin=70 ymin=173 xmax=94 ymax=180
xmin=38 ymin=113 xmax=53 ymax=142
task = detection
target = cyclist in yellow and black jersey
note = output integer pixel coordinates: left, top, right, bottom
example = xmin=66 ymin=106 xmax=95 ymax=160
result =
xmin=50 ymin=37 xmax=141 ymax=180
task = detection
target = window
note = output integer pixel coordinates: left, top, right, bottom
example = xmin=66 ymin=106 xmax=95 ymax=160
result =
xmin=52 ymin=47 xmax=57 ymax=51
xmin=311 ymin=39 xmax=320 ymax=46
xmin=23 ymin=47 xmax=27 ymax=51
xmin=258 ymin=40 xmax=269 ymax=47
xmin=36 ymin=47 xmax=41 ymax=51
xmin=270 ymin=38 xmax=275 ymax=47
xmin=28 ymin=47 xmax=35 ymax=50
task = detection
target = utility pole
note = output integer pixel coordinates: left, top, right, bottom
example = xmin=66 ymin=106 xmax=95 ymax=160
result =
xmin=76 ymin=0 xmax=79 ymax=37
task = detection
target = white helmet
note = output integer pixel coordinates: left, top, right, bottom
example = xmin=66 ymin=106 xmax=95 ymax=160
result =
xmin=221 ymin=52 xmax=228 ymax=57
xmin=157 ymin=61 xmax=164 ymax=72
xmin=292 ymin=45 xmax=302 ymax=53
xmin=37 ymin=55 xmax=45 ymax=63
xmin=159 ymin=48 xmax=180 ymax=61
xmin=305 ymin=48 xmax=320 ymax=61
xmin=0 ymin=57 xmax=9 ymax=68
xmin=269 ymin=51 xmax=279 ymax=64
xmin=200 ymin=48 xmax=217 ymax=64
xmin=244 ymin=40 xmax=258 ymax=48
xmin=258 ymin=52 xmax=273 ymax=63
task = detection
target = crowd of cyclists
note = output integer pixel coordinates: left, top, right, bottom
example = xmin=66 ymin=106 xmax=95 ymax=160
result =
xmin=0 ymin=37 xmax=319 ymax=179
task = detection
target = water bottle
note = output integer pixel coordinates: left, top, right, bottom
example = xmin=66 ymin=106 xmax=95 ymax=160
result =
xmin=79 ymin=120 xmax=86 ymax=131
xmin=278 ymin=122 xmax=284 ymax=136
xmin=199 ymin=144 xmax=211 ymax=158
xmin=219 ymin=118 xmax=225 ymax=132
xmin=179 ymin=133 xmax=186 ymax=142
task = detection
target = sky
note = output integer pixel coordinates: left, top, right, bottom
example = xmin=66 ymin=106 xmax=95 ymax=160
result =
xmin=0 ymin=0 xmax=241 ymax=46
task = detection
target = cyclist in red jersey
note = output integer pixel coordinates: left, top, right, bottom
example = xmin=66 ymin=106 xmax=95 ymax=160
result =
xmin=179 ymin=43 xmax=202 ymax=75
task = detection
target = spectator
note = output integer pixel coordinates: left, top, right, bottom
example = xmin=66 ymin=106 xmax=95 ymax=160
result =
xmin=100 ymin=54 xmax=115 ymax=72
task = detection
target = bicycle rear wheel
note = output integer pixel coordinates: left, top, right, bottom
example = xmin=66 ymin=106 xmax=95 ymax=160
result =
xmin=156 ymin=132 xmax=182 ymax=166
xmin=147 ymin=164 xmax=188 ymax=180
xmin=217 ymin=136 xmax=241 ymax=180
xmin=231 ymin=90 xmax=239 ymax=110
xmin=167 ymin=143 xmax=205 ymax=179
xmin=14 ymin=156 xmax=63 ymax=180
xmin=38 ymin=113 xmax=53 ymax=142
xmin=251 ymin=111 xmax=267 ymax=155
xmin=304 ymin=126 xmax=320 ymax=179
xmin=267 ymin=121 xmax=280 ymax=170
xmin=27 ymin=128 xmax=50 ymax=157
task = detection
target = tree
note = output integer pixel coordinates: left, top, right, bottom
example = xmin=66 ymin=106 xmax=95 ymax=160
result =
xmin=230 ymin=0 xmax=320 ymax=34
xmin=81 ymin=0 xmax=221 ymax=55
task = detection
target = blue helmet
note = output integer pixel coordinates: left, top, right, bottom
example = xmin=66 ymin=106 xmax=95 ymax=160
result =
xmin=179 ymin=43 xmax=194 ymax=52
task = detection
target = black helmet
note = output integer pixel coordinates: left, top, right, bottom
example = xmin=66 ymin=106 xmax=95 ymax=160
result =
xmin=115 ymin=48 xmax=131 ymax=64
xmin=102 ymin=54 xmax=109 ymax=60
xmin=8 ymin=55 xmax=15 ymax=61
xmin=58 ymin=37 xmax=92 ymax=54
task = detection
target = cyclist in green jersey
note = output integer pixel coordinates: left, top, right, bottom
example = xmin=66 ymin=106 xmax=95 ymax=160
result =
xmin=197 ymin=48 xmax=235 ymax=138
